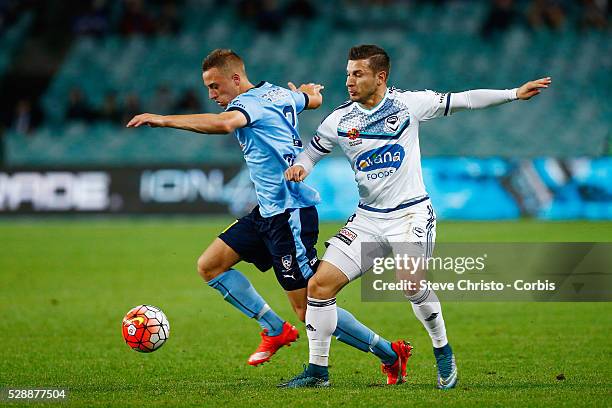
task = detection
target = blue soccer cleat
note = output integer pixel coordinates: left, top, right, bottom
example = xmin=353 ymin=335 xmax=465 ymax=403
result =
xmin=434 ymin=343 xmax=458 ymax=389
xmin=278 ymin=364 xmax=330 ymax=389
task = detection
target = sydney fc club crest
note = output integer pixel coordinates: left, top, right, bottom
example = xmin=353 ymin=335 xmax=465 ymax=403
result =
xmin=281 ymin=255 xmax=293 ymax=270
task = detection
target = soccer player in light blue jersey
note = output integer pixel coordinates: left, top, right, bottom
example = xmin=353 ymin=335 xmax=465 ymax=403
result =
xmin=127 ymin=49 xmax=404 ymax=371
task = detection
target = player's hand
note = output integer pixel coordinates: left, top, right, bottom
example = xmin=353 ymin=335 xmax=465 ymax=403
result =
xmin=288 ymin=82 xmax=324 ymax=109
xmin=288 ymin=81 xmax=325 ymax=96
xmin=126 ymin=113 xmax=166 ymax=128
xmin=285 ymin=165 xmax=307 ymax=182
xmin=516 ymin=77 xmax=552 ymax=100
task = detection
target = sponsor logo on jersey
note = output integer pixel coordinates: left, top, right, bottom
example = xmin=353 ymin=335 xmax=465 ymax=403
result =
xmin=355 ymin=144 xmax=405 ymax=173
xmin=334 ymin=227 xmax=357 ymax=246
xmin=229 ymin=101 xmax=246 ymax=109
xmin=281 ymin=255 xmax=293 ymax=270
xmin=384 ymin=115 xmax=400 ymax=132
xmin=283 ymin=153 xmax=296 ymax=166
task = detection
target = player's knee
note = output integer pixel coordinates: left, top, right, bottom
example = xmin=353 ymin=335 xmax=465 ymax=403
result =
xmin=307 ymin=276 xmax=333 ymax=300
xmin=197 ymin=254 xmax=222 ymax=282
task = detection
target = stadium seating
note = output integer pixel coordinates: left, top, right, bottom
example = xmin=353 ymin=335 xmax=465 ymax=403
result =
xmin=5 ymin=1 xmax=610 ymax=166
xmin=0 ymin=12 xmax=33 ymax=77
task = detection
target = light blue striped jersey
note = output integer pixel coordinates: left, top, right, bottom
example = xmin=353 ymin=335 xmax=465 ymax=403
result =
xmin=226 ymin=81 xmax=320 ymax=217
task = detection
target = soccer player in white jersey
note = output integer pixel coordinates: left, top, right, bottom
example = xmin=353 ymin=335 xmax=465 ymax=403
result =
xmin=279 ymin=44 xmax=551 ymax=389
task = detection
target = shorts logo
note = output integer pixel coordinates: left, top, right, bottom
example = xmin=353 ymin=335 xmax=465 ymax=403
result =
xmin=281 ymin=255 xmax=293 ymax=270
xmin=309 ymin=256 xmax=318 ymax=267
xmin=412 ymin=226 xmax=425 ymax=238
xmin=356 ymin=144 xmax=405 ymax=172
xmin=334 ymin=227 xmax=357 ymax=246
xmin=384 ymin=115 xmax=400 ymax=132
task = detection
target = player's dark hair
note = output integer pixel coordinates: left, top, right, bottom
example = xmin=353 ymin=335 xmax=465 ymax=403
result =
xmin=202 ymin=49 xmax=245 ymax=73
xmin=348 ymin=44 xmax=390 ymax=78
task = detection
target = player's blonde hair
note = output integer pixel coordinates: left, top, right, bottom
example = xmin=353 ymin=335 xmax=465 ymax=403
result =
xmin=202 ymin=49 xmax=246 ymax=74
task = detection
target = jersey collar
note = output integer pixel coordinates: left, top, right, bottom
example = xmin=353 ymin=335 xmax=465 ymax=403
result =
xmin=356 ymin=87 xmax=389 ymax=115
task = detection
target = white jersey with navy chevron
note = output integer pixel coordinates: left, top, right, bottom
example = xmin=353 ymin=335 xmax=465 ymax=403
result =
xmin=308 ymin=87 xmax=450 ymax=218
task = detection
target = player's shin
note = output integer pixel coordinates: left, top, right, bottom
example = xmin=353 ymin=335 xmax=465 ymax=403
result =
xmin=408 ymin=288 xmax=448 ymax=348
xmin=208 ymin=268 xmax=284 ymax=336
xmin=305 ymin=297 xmax=337 ymax=374
xmin=334 ymin=307 xmax=397 ymax=365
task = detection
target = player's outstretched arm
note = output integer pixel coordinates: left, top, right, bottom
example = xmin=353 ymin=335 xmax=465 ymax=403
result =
xmin=126 ymin=110 xmax=247 ymax=134
xmin=449 ymin=77 xmax=552 ymax=114
xmin=516 ymin=77 xmax=552 ymax=100
xmin=288 ymin=82 xmax=324 ymax=109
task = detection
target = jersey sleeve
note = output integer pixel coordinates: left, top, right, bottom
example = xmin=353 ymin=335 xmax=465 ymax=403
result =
xmin=450 ymin=89 xmax=518 ymax=113
xmin=294 ymin=113 xmax=338 ymax=174
xmin=310 ymin=114 xmax=337 ymax=154
xmin=226 ymin=94 xmax=264 ymax=127
xmin=290 ymin=91 xmax=309 ymax=114
xmin=402 ymin=90 xmax=451 ymax=122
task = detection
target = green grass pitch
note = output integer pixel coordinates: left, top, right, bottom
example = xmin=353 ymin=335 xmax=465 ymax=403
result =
xmin=1 ymin=219 xmax=611 ymax=407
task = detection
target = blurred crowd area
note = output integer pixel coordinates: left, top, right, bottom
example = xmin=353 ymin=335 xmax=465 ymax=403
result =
xmin=3 ymin=0 xmax=610 ymax=132
xmin=0 ymin=0 xmax=610 ymax=165
xmin=11 ymin=84 xmax=203 ymax=135
xmin=2 ymin=0 xmax=608 ymax=38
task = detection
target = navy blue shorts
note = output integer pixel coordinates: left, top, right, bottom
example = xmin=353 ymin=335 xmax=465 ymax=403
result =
xmin=219 ymin=206 xmax=319 ymax=291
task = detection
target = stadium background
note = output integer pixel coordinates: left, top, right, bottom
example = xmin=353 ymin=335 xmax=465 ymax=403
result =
xmin=1 ymin=1 xmax=611 ymax=407
xmin=0 ymin=0 xmax=610 ymax=219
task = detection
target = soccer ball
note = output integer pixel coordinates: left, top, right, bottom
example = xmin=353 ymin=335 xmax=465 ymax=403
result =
xmin=122 ymin=305 xmax=170 ymax=353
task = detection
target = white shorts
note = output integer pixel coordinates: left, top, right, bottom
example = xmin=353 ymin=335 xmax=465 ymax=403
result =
xmin=322 ymin=199 xmax=436 ymax=282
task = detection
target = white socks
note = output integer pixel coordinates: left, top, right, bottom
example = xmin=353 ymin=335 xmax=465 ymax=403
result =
xmin=306 ymin=297 xmax=337 ymax=366
xmin=409 ymin=289 xmax=448 ymax=348
xmin=305 ymin=289 xmax=447 ymax=367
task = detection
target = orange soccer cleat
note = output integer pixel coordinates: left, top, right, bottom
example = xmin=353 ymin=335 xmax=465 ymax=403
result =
xmin=248 ymin=322 xmax=299 ymax=366
xmin=381 ymin=340 xmax=413 ymax=385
